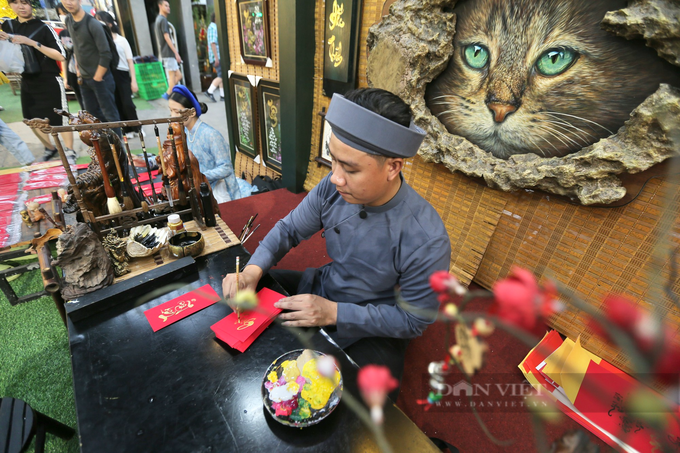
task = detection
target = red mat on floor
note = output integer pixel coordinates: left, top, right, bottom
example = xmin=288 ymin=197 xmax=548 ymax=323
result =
xmin=218 ymin=189 xmax=607 ymax=452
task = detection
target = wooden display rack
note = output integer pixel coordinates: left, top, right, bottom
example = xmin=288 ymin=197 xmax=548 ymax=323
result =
xmin=25 ymin=110 xmax=205 ymax=237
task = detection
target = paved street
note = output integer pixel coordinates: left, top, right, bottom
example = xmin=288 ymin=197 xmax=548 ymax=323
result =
xmin=0 ymin=89 xmax=230 ymax=168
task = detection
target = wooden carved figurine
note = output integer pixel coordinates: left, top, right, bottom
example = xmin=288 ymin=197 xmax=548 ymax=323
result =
xmin=157 ymin=123 xmax=218 ymax=214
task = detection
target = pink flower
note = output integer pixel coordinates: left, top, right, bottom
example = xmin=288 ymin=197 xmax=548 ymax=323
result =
xmin=357 ymin=365 xmax=398 ymax=424
xmin=653 ymin=342 xmax=680 ymax=384
xmin=590 ymin=295 xmax=655 ymax=351
xmin=491 ymin=267 xmax=560 ymax=335
xmin=430 ymin=271 xmax=467 ymax=298
xmin=589 ymin=294 xmax=680 ymax=384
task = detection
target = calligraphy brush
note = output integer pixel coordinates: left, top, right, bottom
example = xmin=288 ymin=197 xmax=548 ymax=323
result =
xmin=122 ymin=135 xmax=150 ymax=213
xmin=242 ymin=223 xmax=260 ymax=244
xmin=236 ymin=256 xmax=241 ymax=323
xmin=168 ymin=126 xmax=187 ymax=206
xmin=139 ymin=132 xmax=159 ymax=205
xmin=91 ymin=132 xmax=122 ymax=214
xmin=110 ymin=140 xmax=134 ymax=211
xmin=239 ymin=215 xmax=253 ymax=241
xmin=154 ymin=124 xmax=173 ymax=207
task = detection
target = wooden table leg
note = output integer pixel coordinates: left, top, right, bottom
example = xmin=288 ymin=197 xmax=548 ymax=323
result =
xmin=51 ymin=291 xmax=67 ymax=327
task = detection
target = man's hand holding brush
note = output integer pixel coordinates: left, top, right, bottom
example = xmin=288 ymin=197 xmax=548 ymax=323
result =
xmin=222 ymin=264 xmax=262 ymax=313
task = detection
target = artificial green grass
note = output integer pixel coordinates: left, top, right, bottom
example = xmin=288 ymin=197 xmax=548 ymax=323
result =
xmin=0 ymin=269 xmax=79 ymax=453
xmin=0 ymin=82 xmax=154 ymax=125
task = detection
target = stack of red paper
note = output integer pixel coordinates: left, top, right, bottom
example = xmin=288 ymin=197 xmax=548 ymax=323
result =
xmin=520 ymin=331 xmax=680 ymax=452
xmin=131 ymin=169 xmax=159 ymax=184
xmin=211 ymin=287 xmax=284 ymax=352
xmin=23 ymin=167 xmax=68 ymax=190
xmin=140 ymin=182 xmax=164 ymax=198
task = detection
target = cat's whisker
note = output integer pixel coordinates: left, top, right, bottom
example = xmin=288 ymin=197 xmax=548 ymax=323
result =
xmin=541 ymin=123 xmax=583 ymax=148
xmin=430 ymin=101 xmax=462 ymax=106
xmin=536 ymin=125 xmax=572 ymax=152
xmin=533 ymin=129 xmax=560 ymax=156
xmin=429 ymin=94 xmax=475 ymax=105
xmin=543 ymin=112 xmax=614 ymax=135
xmin=429 ymin=95 xmax=460 ymax=101
xmin=541 ymin=119 xmax=593 ymax=145
xmin=435 ymin=109 xmax=457 ymax=118
xmin=525 ymin=135 xmax=545 ymax=157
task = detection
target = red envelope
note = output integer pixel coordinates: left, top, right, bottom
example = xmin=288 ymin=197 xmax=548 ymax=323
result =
xmin=211 ymin=287 xmax=284 ymax=352
xmin=144 ymin=284 xmax=220 ymax=332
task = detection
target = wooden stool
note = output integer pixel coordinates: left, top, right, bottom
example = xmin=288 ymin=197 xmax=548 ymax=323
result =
xmin=0 ymin=398 xmax=75 ymax=453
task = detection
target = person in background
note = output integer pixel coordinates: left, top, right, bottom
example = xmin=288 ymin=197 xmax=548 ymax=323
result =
xmin=55 ymin=3 xmax=83 ymax=109
xmin=133 ymin=86 xmax=241 ymax=203
xmin=155 ymin=0 xmax=182 ymax=101
xmin=203 ymin=12 xmax=222 ymax=103
xmin=0 ymin=0 xmax=76 ymax=163
xmin=96 ymin=11 xmax=140 ymax=139
xmin=0 ymin=118 xmax=35 ymax=166
xmin=62 ymin=0 xmax=122 ymax=137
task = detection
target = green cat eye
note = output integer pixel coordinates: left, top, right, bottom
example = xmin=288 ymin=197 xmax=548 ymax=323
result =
xmin=535 ymin=48 xmax=577 ymax=76
xmin=463 ymin=44 xmax=489 ymax=69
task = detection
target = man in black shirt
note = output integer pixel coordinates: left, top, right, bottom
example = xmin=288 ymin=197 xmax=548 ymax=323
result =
xmin=62 ymin=0 xmax=121 ymax=137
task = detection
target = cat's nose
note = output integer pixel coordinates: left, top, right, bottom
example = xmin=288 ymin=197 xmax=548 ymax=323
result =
xmin=487 ymin=103 xmax=517 ymax=123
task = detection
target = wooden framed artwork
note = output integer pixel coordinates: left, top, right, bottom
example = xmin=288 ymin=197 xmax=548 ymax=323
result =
xmin=229 ymin=73 xmax=259 ymax=158
xmin=257 ymin=79 xmax=282 ymax=172
xmin=236 ymin=0 xmax=271 ymax=66
xmin=315 ymin=110 xmax=332 ymax=168
xmin=322 ymin=0 xmax=363 ymax=97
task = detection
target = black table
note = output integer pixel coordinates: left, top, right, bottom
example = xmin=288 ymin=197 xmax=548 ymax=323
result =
xmin=66 ymin=246 xmax=439 ymax=452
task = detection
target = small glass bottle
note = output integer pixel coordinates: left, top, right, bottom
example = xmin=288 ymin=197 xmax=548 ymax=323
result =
xmin=200 ymin=182 xmax=217 ymax=227
xmin=167 ymin=214 xmax=186 ymax=236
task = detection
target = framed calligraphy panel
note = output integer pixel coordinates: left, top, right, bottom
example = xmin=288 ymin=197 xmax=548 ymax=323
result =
xmin=257 ymin=79 xmax=282 ymax=172
xmin=315 ymin=110 xmax=332 ymax=168
xmin=322 ymin=0 xmax=363 ymax=97
xmin=236 ymin=0 xmax=271 ymax=66
xmin=228 ymin=73 xmax=259 ymax=158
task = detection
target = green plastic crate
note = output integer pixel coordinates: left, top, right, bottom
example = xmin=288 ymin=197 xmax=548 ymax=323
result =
xmin=134 ymin=62 xmax=168 ymax=100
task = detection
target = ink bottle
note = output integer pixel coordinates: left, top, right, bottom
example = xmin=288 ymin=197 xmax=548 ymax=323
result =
xmin=167 ymin=214 xmax=186 ymax=236
xmin=200 ymin=183 xmax=217 ymax=227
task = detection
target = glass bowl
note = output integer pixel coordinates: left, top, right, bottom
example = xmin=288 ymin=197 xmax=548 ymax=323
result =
xmin=261 ymin=349 xmax=343 ymax=427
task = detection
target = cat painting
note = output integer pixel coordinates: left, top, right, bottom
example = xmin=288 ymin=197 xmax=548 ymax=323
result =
xmin=425 ymin=0 xmax=680 ymax=159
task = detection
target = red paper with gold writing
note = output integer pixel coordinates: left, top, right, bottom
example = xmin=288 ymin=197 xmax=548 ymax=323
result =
xmin=211 ymin=287 xmax=284 ymax=352
xmin=144 ymin=284 xmax=220 ymax=332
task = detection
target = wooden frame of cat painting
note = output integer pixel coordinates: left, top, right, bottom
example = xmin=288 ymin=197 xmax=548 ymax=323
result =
xmin=228 ymin=73 xmax=259 ymax=159
xmin=257 ymin=79 xmax=282 ymax=173
xmin=236 ymin=0 xmax=271 ymax=66
xmin=322 ymin=0 xmax=363 ymax=97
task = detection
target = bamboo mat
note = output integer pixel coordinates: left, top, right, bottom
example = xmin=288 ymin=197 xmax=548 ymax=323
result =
xmin=114 ymin=215 xmax=240 ymax=284
xmin=476 ymin=178 xmax=680 ymax=378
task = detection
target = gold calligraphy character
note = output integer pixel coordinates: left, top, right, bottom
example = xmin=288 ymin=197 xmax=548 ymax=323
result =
xmin=329 ymin=0 xmax=345 ymax=30
xmin=328 ymin=35 xmax=343 ymax=68
xmin=236 ymin=317 xmax=257 ymax=330
xmin=267 ymin=99 xmax=278 ymax=128
xmin=158 ymin=299 xmax=196 ymax=322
